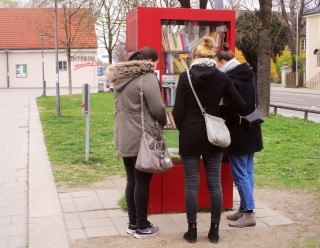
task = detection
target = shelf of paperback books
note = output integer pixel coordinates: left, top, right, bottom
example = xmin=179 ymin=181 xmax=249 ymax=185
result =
xmin=160 ymin=21 xmax=229 ymax=130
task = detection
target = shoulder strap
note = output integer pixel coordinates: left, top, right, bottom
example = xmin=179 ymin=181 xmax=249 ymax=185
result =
xmin=186 ymin=70 xmax=206 ymax=115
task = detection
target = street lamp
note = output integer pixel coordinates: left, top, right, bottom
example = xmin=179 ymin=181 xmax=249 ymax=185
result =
xmin=51 ymin=0 xmax=63 ymax=117
xmin=37 ymin=34 xmax=46 ymax=96
xmin=296 ymin=6 xmax=299 ymax=87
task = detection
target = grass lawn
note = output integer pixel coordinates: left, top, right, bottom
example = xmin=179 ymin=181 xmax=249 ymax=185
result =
xmin=36 ymin=91 xmax=320 ymax=195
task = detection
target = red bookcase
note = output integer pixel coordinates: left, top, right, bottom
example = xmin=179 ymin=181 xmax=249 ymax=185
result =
xmin=126 ymin=7 xmax=236 ymax=214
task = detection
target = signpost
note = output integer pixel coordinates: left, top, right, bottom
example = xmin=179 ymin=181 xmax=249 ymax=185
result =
xmin=82 ymin=84 xmax=90 ymax=161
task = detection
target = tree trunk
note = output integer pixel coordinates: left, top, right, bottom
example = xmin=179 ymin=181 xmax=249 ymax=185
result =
xmin=177 ymin=0 xmax=191 ymax=8
xmin=199 ymin=0 xmax=208 ymax=8
xmin=257 ymin=0 xmax=272 ymax=117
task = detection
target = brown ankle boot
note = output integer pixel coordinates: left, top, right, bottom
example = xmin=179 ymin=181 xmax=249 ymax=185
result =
xmin=183 ymin=223 xmax=197 ymax=243
xmin=208 ymin=223 xmax=219 ymax=243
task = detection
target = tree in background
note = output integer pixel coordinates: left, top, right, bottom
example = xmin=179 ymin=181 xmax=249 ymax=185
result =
xmin=257 ymin=0 xmax=272 ymax=117
xmin=236 ymin=10 xmax=287 ymax=73
xmin=0 ymin=0 xmax=19 ymax=7
xmin=31 ymin=0 xmax=102 ymax=97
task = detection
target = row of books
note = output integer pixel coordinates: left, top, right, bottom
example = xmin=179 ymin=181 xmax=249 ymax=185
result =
xmin=162 ymin=33 xmax=190 ymax=51
xmin=164 ymin=111 xmax=176 ymax=129
xmin=212 ymin=31 xmax=226 ymax=52
xmin=166 ymin=54 xmax=189 ymax=74
xmin=161 ymin=86 xmax=175 ymax=107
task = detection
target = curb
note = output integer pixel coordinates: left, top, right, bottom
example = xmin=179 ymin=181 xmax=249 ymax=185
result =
xmin=28 ymin=98 xmax=69 ymax=248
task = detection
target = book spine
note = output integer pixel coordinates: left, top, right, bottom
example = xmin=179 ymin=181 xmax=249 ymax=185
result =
xmin=168 ymin=111 xmax=176 ymax=129
xmin=166 ymin=87 xmax=170 ymax=106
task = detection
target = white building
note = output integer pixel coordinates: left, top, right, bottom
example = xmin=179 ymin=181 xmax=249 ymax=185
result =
xmin=0 ymin=8 xmax=98 ymax=89
xmin=304 ymin=6 xmax=320 ymax=89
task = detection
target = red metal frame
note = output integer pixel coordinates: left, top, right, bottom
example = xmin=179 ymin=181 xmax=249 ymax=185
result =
xmin=126 ymin=7 xmax=236 ymax=214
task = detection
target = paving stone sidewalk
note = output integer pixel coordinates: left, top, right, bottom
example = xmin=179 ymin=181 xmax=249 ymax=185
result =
xmin=58 ymin=188 xmax=295 ymax=241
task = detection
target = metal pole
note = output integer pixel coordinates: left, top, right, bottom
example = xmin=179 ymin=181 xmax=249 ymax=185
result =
xmin=54 ymin=0 xmax=61 ymax=116
xmin=85 ymin=85 xmax=90 ymax=161
xmin=5 ymin=50 xmax=9 ymax=88
xmin=296 ymin=7 xmax=299 ymax=87
xmin=41 ymin=37 xmax=45 ymax=96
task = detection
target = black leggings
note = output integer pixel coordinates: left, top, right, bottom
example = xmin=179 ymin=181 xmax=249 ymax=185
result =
xmin=123 ymin=157 xmax=153 ymax=229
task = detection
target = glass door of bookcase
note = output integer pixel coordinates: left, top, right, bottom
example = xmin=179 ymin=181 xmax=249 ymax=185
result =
xmin=161 ymin=20 xmax=227 ymax=129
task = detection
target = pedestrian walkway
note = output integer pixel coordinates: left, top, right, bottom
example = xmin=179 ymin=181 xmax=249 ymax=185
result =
xmin=58 ymin=188 xmax=294 ymax=240
xmin=0 ymin=86 xmax=312 ymax=247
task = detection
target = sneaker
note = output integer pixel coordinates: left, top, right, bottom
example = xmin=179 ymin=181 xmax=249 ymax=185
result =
xmin=227 ymin=208 xmax=244 ymax=221
xmin=134 ymin=223 xmax=159 ymax=239
xmin=229 ymin=212 xmax=256 ymax=228
xmin=126 ymin=223 xmax=137 ymax=235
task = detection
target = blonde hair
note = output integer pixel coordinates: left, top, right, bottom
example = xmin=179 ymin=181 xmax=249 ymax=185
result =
xmin=193 ymin=36 xmax=215 ymax=59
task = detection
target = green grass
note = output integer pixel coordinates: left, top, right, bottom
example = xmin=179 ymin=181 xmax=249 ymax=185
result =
xmin=36 ymin=92 xmax=320 ymax=195
xmin=255 ymin=113 xmax=320 ymax=194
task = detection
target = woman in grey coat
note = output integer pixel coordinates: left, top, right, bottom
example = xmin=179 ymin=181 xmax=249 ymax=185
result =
xmin=106 ymin=47 xmax=166 ymax=239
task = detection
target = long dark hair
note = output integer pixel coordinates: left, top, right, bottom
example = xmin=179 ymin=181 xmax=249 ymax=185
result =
xmin=127 ymin=46 xmax=159 ymax=62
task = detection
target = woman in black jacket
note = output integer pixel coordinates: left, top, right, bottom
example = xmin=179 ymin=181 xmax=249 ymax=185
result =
xmin=215 ymin=43 xmax=263 ymax=228
xmin=172 ymin=36 xmax=245 ymax=244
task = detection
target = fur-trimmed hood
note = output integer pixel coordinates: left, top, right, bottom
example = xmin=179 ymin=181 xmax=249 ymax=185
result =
xmin=105 ymin=60 xmax=155 ymax=92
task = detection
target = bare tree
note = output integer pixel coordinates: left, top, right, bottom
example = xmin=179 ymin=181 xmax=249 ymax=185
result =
xmin=0 ymin=0 xmax=19 ymax=7
xmin=257 ymin=0 xmax=272 ymax=117
xmin=31 ymin=0 xmax=102 ymax=97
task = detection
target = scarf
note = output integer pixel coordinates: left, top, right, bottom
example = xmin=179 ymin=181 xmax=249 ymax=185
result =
xmin=190 ymin=58 xmax=217 ymax=68
xmin=219 ymin=58 xmax=240 ymax=73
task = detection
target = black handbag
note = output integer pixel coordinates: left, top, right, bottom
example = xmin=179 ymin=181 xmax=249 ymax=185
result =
xmin=239 ymin=79 xmax=264 ymax=131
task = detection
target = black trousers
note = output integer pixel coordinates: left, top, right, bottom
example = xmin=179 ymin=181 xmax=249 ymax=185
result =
xmin=123 ymin=157 xmax=153 ymax=229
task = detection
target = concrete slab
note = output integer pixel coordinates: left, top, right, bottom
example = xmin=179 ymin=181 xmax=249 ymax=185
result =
xmin=79 ymin=210 xmax=108 ymax=220
xmin=85 ymin=226 xmax=119 ymax=238
xmin=68 ymin=229 xmax=87 ymax=240
xmin=107 ymin=209 xmax=127 ymax=218
xmin=82 ymin=217 xmax=114 ymax=228
xmin=29 ymin=216 xmax=69 ymax=248
xmin=259 ymin=215 xmax=295 ymax=226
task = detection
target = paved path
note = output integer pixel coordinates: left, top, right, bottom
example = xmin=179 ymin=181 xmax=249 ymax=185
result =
xmin=0 ymin=86 xmax=317 ymax=247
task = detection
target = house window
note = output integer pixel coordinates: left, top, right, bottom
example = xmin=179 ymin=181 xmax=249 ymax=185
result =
xmin=59 ymin=61 xmax=68 ymax=70
xmin=16 ymin=64 xmax=27 ymax=78
xmin=301 ymin=39 xmax=306 ymax=51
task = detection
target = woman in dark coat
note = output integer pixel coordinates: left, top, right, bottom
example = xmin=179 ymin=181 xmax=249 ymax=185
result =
xmin=172 ymin=36 xmax=246 ymax=244
xmin=106 ymin=47 xmax=166 ymax=239
xmin=215 ymin=43 xmax=263 ymax=228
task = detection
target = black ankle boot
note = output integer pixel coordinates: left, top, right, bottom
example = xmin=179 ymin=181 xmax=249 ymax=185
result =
xmin=208 ymin=223 xmax=219 ymax=244
xmin=183 ymin=223 xmax=197 ymax=243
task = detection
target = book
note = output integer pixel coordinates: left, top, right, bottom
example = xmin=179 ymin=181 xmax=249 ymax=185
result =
xmin=168 ymin=33 xmax=176 ymax=51
xmin=166 ymin=87 xmax=170 ymax=106
xmin=173 ymin=58 xmax=185 ymax=73
xmin=189 ymin=38 xmax=203 ymax=51
xmin=179 ymin=58 xmax=189 ymax=70
xmin=184 ymin=34 xmax=190 ymax=51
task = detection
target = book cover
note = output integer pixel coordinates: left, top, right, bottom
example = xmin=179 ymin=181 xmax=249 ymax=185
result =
xmin=162 ymin=34 xmax=167 ymax=51
xmin=184 ymin=34 xmax=190 ymax=51
xmin=165 ymin=112 xmax=171 ymax=129
xmin=179 ymin=58 xmax=189 ymax=70
xmin=166 ymin=87 xmax=171 ymax=106
xmin=168 ymin=33 xmax=176 ymax=51
xmin=173 ymin=58 xmax=184 ymax=73
xmin=180 ymin=33 xmax=186 ymax=51
xmin=189 ymin=38 xmax=203 ymax=51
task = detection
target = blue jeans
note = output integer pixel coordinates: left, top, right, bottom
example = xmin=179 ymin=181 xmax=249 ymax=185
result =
xmin=229 ymin=153 xmax=255 ymax=211
xmin=181 ymin=152 xmax=223 ymax=224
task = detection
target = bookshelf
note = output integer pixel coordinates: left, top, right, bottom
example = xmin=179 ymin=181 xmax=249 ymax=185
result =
xmin=126 ymin=7 xmax=235 ymax=130
xmin=126 ymin=7 xmax=236 ymax=214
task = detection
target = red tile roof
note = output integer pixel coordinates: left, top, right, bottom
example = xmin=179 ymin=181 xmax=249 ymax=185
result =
xmin=0 ymin=8 xmax=97 ymax=50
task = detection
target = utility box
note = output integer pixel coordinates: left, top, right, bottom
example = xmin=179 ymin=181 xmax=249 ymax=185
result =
xmin=98 ymin=83 xmax=105 ymax=92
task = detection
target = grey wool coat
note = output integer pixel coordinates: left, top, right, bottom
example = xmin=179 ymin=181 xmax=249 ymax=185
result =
xmin=106 ymin=60 xmax=167 ymax=157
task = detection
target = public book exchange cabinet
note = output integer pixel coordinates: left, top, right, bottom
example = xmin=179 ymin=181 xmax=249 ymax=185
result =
xmin=126 ymin=7 xmax=236 ymax=214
